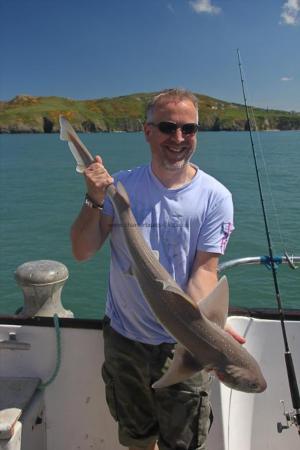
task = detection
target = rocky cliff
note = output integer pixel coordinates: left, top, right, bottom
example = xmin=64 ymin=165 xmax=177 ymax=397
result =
xmin=0 ymin=93 xmax=299 ymax=133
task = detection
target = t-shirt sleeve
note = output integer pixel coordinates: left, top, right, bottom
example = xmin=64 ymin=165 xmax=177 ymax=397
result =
xmin=197 ymin=194 xmax=234 ymax=255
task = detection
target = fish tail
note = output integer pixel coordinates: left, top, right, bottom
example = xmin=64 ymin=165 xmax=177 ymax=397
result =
xmin=59 ymin=115 xmax=94 ymax=172
xmin=59 ymin=115 xmax=71 ymax=141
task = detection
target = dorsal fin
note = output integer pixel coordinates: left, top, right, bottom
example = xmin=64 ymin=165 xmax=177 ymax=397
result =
xmin=197 ymin=276 xmax=229 ymax=328
xmin=155 ymin=280 xmax=197 ymax=308
xmin=116 ymin=181 xmax=131 ymax=206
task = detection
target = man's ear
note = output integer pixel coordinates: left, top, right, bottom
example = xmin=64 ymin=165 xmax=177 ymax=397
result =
xmin=143 ymin=123 xmax=151 ymax=142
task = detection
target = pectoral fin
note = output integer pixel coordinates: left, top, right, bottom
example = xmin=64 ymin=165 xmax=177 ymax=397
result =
xmin=152 ymin=344 xmax=203 ymax=389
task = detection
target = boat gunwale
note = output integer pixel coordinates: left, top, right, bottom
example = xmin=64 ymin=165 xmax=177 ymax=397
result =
xmin=1 ymin=308 xmax=300 ymax=329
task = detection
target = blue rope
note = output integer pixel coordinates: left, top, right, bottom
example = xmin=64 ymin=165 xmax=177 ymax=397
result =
xmin=38 ymin=314 xmax=62 ymax=390
xmin=260 ymin=255 xmax=282 ymax=270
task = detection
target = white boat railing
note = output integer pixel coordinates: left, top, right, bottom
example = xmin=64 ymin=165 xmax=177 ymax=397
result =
xmin=218 ymin=255 xmax=300 ymax=272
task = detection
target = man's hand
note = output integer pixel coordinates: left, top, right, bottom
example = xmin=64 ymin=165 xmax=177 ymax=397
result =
xmin=70 ymin=155 xmax=114 ymax=261
xmin=224 ymin=322 xmax=246 ymax=344
xmin=84 ymin=155 xmax=114 ymax=205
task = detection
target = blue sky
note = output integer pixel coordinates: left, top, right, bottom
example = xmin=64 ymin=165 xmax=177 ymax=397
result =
xmin=1 ymin=0 xmax=299 ymax=111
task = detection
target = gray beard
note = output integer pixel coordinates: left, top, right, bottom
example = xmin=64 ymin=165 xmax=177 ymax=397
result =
xmin=162 ymin=153 xmax=193 ymax=171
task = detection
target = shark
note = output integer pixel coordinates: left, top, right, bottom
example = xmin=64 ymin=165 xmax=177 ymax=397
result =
xmin=60 ymin=115 xmax=267 ymax=394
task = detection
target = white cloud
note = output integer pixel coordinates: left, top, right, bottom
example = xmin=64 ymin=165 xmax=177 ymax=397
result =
xmin=167 ymin=3 xmax=175 ymax=14
xmin=189 ymin=0 xmax=221 ymax=15
xmin=281 ymin=76 xmax=293 ymax=81
xmin=280 ymin=0 xmax=300 ymax=25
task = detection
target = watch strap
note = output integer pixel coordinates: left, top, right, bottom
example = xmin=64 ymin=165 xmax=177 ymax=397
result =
xmin=84 ymin=193 xmax=104 ymax=210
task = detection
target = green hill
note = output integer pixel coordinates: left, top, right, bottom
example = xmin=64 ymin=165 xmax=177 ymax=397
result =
xmin=0 ymin=92 xmax=299 ymax=133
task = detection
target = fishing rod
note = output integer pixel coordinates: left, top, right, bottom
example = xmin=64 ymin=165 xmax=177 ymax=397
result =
xmin=237 ymin=49 xmax=300 ymax=436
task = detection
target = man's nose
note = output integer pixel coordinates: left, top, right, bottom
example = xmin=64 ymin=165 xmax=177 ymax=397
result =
xmin=171 ymin=128 xmax=185 ymax=142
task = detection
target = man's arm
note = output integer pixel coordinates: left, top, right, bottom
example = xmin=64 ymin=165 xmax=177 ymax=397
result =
xmin=186 ymin=250 xmax=246 ymax=344
xmin=70 ymin=155 xmax=114 ymax=261
xmin=186 ymin=250 xmax=219 ymax=301
xmin=71 ymin=208 xmax=112 ymax=261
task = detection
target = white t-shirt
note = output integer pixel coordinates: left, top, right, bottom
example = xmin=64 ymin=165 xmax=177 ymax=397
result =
xmin=102 ymin=164 xmax=234 ymax=344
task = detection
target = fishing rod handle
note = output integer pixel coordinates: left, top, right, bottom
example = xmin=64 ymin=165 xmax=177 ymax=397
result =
xmin=285 ymin=352 xmax=300 ymax=411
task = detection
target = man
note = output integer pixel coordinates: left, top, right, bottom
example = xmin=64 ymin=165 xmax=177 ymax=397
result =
xmin=71 ymin=89 xmax=241 ymax=450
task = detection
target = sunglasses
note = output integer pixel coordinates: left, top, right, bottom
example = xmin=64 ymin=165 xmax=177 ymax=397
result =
xmin=148 ymin=121 xmax=200 ymax=135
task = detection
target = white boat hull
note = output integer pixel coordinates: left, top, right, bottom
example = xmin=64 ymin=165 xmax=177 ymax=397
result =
xmin=0 ymin=311 xmax=299 ymax=449
xmin=208 ymin=314 xmax=300 ymax=450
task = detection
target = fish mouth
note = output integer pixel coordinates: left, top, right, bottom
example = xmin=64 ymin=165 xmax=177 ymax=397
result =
xmin=215 ymin=370 xmax=267 ymax=393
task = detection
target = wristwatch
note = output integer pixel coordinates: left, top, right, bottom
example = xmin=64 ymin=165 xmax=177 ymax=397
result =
xmin=84 ymin=193 xmax=104 ymax=210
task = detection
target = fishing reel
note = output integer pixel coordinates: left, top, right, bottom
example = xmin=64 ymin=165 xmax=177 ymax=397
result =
xmin=277 ymin=400 xmax=300 ymax=435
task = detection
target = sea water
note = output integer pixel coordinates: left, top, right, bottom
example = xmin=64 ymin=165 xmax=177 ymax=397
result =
xmin=0 ymin=131 xmax=299 ymax=317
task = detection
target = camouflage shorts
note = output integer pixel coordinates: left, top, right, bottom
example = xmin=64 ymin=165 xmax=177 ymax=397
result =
xmin=101 ymin=317 xmax=213 ymax=450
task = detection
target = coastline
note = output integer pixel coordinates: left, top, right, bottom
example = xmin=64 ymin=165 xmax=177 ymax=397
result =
xmin=1 ymin=93 xmax=299 ymax=134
